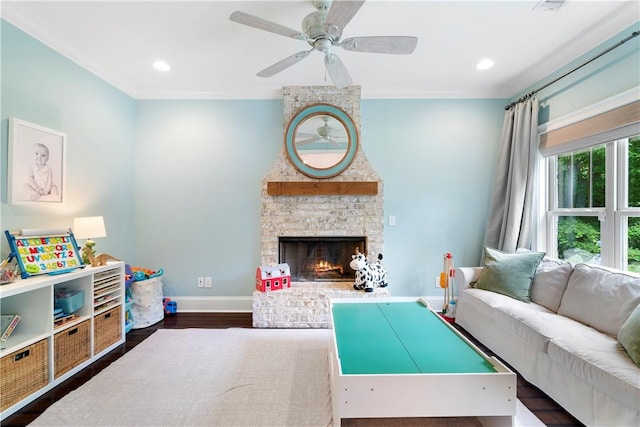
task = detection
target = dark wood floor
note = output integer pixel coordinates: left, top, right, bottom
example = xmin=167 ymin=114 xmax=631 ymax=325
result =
xmin=2 ymin=313 xmax=584 ymax=427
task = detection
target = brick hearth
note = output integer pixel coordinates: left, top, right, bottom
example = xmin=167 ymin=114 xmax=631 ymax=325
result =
xmin=252 ymin=283 xmax=390 ymax=328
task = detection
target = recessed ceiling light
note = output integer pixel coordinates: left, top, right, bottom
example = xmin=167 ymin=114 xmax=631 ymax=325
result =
xmin=152 ymin=61 xmax=171 ymax=72
xmin=533 ymin=0 xmax=566 ymax=12
xmin=476 ymin=59 xmax=495 ymax=71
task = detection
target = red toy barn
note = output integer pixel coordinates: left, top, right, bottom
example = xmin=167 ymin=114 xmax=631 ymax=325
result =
xmin=256 ymin=263 xmax=291 ymax=292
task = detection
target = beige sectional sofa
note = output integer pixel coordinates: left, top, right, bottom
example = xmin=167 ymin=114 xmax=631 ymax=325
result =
xmin=455 ymin=257 xmax=640 ymax=427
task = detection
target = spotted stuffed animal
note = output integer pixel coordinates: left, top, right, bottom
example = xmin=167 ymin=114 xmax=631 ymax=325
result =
xmin=350 ymin=247 xmax=388 ymax=292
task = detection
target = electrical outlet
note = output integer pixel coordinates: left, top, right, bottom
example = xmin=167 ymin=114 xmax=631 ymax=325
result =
xmin=197 ymin=277 xmax=204 ymax=288
xmin=204 ymin=277 xmax=212 ymax=288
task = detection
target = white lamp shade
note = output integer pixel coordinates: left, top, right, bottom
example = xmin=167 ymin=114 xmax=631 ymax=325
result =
xmin=73 ymin=216 xmax=107 ymax=240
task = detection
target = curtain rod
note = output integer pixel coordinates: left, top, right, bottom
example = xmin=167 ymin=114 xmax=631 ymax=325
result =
xmin=505 ymin=30 xmax=640 ymax=110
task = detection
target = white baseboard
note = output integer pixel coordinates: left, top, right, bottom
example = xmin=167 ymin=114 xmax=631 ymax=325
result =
xmin=422 ymin=295 xmax=451 ymax=310
xmin=167 ymin=295 xmax=448 ymax=313
xmin=169 ymin=296 xmax=253 ymax=312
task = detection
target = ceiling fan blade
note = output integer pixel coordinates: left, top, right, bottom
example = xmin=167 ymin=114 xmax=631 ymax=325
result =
xmin=257 ymin=50 xmax=312 ymax=78
xmin=324 ymin=0 xmax=366 ymax=38
xmin=327 ymin=136 xmax=348 ymax=145
xmin=230 ymin=11 xmax=307 ymax=41
xmin=296 ymin=132 xmax=317 ymax=139
xmin=341 ymin=36 xmax=418 ymax=54
xmin=324 ymin=53 xmax=353 ymax=89
xmin=297 ymin=136 xmax=322 ymax=145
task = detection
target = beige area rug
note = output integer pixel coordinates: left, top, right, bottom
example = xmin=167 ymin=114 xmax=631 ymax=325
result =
xmin=30 ymin=328 xmax=545 ymax=427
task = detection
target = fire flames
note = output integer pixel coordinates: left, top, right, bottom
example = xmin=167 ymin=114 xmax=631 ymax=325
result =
xmin=314 ymin=261 xmax=344 ymax=275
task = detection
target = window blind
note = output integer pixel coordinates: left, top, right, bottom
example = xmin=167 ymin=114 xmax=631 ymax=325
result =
xmin=539 ymin=100 xmax=640 ymax=156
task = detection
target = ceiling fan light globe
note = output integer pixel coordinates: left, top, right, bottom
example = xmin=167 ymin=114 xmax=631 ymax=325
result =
xmin=318 ymin=120 xmax=331 ymax=137
xmin=315 ymin=38 xmax=333 ymax=53
xmin=302 ymin=10 xmax=328 ymax=40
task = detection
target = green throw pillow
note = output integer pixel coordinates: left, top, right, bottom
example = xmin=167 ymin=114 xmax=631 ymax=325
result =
xmin=618 ymin=304 xmax=640 ymax=367
xmin=474 ymin=247 xmax=545 ymax=303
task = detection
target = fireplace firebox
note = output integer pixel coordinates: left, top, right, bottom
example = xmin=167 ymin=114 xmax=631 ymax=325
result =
xmin=279 ymin=237 xmax=366 ymax=282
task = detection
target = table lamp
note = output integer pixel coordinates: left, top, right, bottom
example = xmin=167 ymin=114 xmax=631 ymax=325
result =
xmin=73 ymin=216 xmax=107 ymax=266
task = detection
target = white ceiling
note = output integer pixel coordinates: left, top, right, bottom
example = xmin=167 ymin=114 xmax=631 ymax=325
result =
xmin=2 ymin=1 xmax=638 ymax=100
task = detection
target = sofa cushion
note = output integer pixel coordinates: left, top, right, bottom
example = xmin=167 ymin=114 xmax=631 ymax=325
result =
xmin=558 ymin=264 xmax=640 ymax=337
xmin=548 ymin=334 xmax=640 ymax=412
xmin=474 ymin=247 xmax=545 ymax=302
xmin=530 ymin=257 xmax=573 ymax=312
xmin=491 ymin=301 xmax=562 ymax=353
xmin=618 ymin=304 xmax=640 ymax=367
xmin=459 ymin=288 xmax=511 ymax=320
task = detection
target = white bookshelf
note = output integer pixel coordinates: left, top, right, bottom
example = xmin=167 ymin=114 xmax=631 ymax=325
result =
xmin=0 ymin=262 xmax=125 ymax=420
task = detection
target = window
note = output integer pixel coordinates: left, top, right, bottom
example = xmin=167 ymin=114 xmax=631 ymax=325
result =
xmin=545 ymin=135 xmax=640 ymax=272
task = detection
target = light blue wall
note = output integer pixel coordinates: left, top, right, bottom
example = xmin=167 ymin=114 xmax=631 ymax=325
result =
xmin=2 ymin=19 xmax=638 ymax=301
xmin=134 ymin=100 xmax=283 ymax=296
xmin=1 ymin=20 xmax=137 ymax=262
xmin=362 ymin=99 xmax=504 ymax=295
xmin=135 ymin=98 xmax=504 ymax=297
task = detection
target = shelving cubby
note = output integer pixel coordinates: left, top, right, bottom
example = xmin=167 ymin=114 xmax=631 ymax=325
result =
xmin=53 ymin=276 xmax=92 ymax=331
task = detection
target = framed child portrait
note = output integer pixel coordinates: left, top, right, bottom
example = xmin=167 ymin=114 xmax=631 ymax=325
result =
xmin=8 ymin=118 xmax=66 ymax=204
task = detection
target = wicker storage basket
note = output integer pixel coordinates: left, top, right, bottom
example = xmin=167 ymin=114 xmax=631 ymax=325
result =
xmin=94 ymin=305 xmax=122 ymax=354
xmin=0 ymin=339 xmax=49 ymax=411
xmin=54 ymin=320 xmax=90 ymax=379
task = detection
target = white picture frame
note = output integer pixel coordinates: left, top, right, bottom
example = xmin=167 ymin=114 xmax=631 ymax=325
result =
xmin=8 ymin=118 xmax=67 ymax=204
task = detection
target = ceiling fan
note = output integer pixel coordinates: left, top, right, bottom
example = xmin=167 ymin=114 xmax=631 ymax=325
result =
xmin=296 ymin=115 xmax=347 ymax=145
xmin=229 ymin=0 xmax=418 ymax=88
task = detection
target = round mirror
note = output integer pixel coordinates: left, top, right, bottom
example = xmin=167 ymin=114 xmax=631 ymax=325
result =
xmin=285 ymin=104 xmax=358 ymax=178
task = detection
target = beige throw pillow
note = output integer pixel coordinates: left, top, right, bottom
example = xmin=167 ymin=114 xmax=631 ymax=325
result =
xmin=558 ymin=264 xmax=640 ymax=337
xmin=531 ymin=257 xmax=573 ymax=312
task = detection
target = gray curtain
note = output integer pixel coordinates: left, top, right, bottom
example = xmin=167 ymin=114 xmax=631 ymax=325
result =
xmin=484 ymin=98 xmax=539 ymax=252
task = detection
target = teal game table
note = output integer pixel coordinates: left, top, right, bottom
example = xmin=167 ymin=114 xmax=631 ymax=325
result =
xmin=329 ymin=298 xmax=516 ymax=427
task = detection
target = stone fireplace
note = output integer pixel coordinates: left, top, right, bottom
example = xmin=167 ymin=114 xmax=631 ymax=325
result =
xmin=253 ymin=86 xmax=389 ymax=328
xmin=260 ymin=86 xmax=383 ymax=264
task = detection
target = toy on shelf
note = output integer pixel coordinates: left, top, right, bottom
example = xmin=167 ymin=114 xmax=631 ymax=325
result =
xmin=256 ymin=264 xmax=291 ymax=292
xmin=84 ymin=250 xmax=120 ymax=267
xmin=350 ymin=247 xmax=388 ymax=292
xmin=0 ymin=256 xmax=18 ymax=284
xmin=4 ymin=228 xmax=83 ymax=278
xmin=130 ymin=266 xmax=164 ymax=281
xmin=1 ymin=314 xmax=21 ymax=342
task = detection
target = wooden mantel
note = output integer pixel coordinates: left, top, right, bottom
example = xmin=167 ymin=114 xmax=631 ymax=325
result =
xmin=267 ymin=181 xmax=378 ymax=196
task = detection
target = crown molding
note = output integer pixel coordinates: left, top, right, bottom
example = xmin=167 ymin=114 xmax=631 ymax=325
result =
xmin=1 ymin=3 xmax=138 ymax=98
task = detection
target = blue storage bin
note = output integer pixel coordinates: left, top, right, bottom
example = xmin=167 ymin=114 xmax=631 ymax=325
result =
xmin=55 ymin=289 xmax=85 ymax=313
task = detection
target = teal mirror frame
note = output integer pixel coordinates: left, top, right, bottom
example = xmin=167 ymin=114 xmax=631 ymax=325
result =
xmin=285 ymin=103 xmax=359 ymax=179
